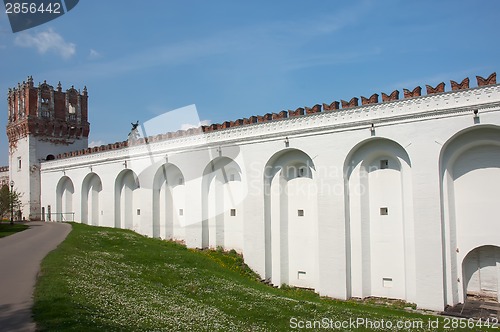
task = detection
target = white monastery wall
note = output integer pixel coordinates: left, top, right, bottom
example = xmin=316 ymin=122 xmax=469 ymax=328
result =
xmin=39 ymin=82 xmax=500 ymax=311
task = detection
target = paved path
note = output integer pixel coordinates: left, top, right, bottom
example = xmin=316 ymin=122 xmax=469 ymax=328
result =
xmin=0 ymin=222 xmax=71 ymax=332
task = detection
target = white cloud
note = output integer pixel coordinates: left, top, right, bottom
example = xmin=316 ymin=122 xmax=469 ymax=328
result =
xmin=89 ymin=48 xmax=101 ymax=59
xmin=89 ymin=140 xmax=105 ymax=147
xmin=180 ymin=120 xmax=211 ymax=130
xmin=14 ymin=28 xmax=76 ymax=59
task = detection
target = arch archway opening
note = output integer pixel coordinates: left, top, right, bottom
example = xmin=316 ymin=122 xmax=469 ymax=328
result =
xmin=462 ymin=246 xmax=500 ymax=302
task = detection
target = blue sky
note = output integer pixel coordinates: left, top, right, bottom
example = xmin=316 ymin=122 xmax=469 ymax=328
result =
xmin=0 ymin=0 xmax=499 ymax=165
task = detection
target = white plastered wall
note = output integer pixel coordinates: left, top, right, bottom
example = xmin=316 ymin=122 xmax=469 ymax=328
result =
xmin=39 ymin=84 xmax=500 ymax=311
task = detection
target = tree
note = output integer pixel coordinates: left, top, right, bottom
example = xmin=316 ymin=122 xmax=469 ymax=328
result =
xmin=0 ymin=185 xmax=22 ymax=222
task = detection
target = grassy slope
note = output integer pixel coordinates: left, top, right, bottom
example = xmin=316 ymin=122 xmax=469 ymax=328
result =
xmin=33 ymin=223 xmax=481 ymax=331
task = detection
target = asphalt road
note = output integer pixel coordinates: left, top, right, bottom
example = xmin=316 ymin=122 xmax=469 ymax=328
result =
xmin=0 ymin=222 xmax=71 ymax=332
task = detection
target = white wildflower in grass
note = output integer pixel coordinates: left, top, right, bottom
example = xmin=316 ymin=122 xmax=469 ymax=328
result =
xmin=33 ymin=224 xmax=450 ymax=331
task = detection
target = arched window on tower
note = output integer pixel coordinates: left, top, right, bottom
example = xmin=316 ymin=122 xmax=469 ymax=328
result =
xmin=68 ymin=103 xmax=77 ymax=121
xmin=41 ymin=97 xmax=50 ymax=118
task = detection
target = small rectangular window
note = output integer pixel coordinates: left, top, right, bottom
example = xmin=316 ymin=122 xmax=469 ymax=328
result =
xmin=383 ymin=278 xmax=393 ymax=288
xmin=230 ymin=209 xmax=236 ymax=216
xmin=137 ymin=209 xmax=141 ymax=215
xmin=380 ymin=160 xmax=389 ymax=169
xmin=298 ymin=271 xmax=307 ymax=280
xmin=17 ymin=157 xmax=22 ymax=170
xmin=298 ymin=209 xmax=304 ymax=217
xmin=179 ymin=209 xmax=183 ymax=216
xmin=380 ymin=207 xmax=388 ymax=215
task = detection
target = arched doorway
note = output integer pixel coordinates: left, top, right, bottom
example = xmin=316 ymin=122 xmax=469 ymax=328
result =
xmin=463 ymin=246 xmax=500 ymax=302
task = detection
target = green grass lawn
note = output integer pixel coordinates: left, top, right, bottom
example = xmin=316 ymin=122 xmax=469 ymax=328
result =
xmin=33 ymin=223 xmax=489 ymax=331
xmin=0 ymin=222 xmax=29 ymax=238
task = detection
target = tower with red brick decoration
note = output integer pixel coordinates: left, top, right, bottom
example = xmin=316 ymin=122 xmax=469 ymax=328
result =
xmin=6 ymin=76 xmax=89 ymax=220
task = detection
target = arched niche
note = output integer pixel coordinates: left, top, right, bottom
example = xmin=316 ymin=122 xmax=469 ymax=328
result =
xmin=152 ymin=163 xmax=185 ymax=239
xmin=114 ymin=169 xmax=139 ymax=230
xmin=344 ymin=137 xmax=414 ymax=301
xmin=440 ymin=125 xmax=500 ymax=304
xmin=56 ymin=176 xmax=74 ymax=222
xmin=264 ymin=148 xmax=318 ymax=289
xmin=81 ymin=172 xmax=102 ymax=226
xmin=201 ymin=157 xmax=244 ymax=251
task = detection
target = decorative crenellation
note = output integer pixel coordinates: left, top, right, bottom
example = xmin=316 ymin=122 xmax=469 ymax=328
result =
xmin=361 ymin=94 xmax=379 ymax=105
xmin=381 ymin=90 xmax=399 ymax=102
xmin=403 ymin=86 xmax=422 ymax=98
xmin=451 ymin=78 xmax=470 ymax=91
xmin=477 ymin=72 xmax=496 ymax=87
xmin=426 ymin=82 xmax=445 ymax=95
xmin=50 ymin=72 xmax=497 ymax=160
xmin=322 ymin=101 xmax=340 ymax=111
xmin=305 ymin=104 xmax=322 ymax=114
xmin=0 ymin=166 xmax=9 ymax=173
xmin=341 ymin=97 xmax=359 ymax=109
xmin=6 ymin=77 xmax=90 ymax=147
xmin=55 ymin=141 xmax=129 ymax=159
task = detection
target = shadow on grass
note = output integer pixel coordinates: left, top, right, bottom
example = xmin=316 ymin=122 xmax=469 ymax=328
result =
xmin=34 ymin=298 xmax=126 ymax=332
xmin=0 ymin=223 xmax=29 ymax=238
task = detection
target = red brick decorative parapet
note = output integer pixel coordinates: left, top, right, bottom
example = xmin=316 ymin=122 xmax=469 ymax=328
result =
xmin=52 ymin=72 xmax=497 ymax=160
xmin=451 ymin=78 xmax=469 ymax=91
xmin=426 ymin=82 xmax=445 ymax=95
xmin=322 ymin=101 xmax=340 ymax=111
xmin=288 ymin=108 xmax=305 ymax=117
xmin=381 ymin=90 xmax=399 ymax=102
xmin=477 ymin=73 xmax=496 ymax=86
xmin=403 ymin=86 xmax=422 ymax=98
xmin=361 ymin=94 xmax=379 ymax=105
xmin=305 ymin=104 xmax=321 ymax=114
xmin=55 ymin=141 xmax=128 ymax=159
xmin=341 ymin=97 xmax=359 ymax=109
